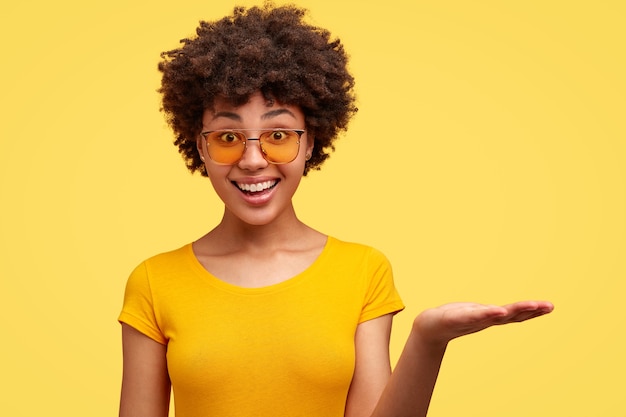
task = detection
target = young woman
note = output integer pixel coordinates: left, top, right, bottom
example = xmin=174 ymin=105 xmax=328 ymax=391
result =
xmin=118 ymin=5 xmax=553 ymax=417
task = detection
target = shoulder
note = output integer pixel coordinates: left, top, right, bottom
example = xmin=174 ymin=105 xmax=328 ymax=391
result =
xmin=325 ymin=237 xmax=404 ymax=322
xmin=135 ymin=243 xmax=193 ymax=271
xmin=326 ymin=236 xmax=390 ymax=265
xmin=126 ymin=243 xmax=197 ymax=287
xmin=322 ymin=237 xmax=394 ymax=281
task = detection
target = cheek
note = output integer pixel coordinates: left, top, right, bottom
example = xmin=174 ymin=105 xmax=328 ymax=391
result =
xmin=279 ymin=160 xmax=307 ymax=179
xmin=206 ymin=166 xmax=233 ymax=184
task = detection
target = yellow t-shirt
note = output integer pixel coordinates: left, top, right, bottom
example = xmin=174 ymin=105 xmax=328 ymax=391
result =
xmin=119 ymin=236 xmax=404 ymax=417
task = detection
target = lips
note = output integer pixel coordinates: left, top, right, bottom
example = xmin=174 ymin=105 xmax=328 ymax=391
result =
xmin=234 ymin=179 xmax=278 ymax=194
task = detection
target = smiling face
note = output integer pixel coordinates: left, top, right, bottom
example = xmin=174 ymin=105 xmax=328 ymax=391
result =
xmin=197 ymin=92 xmax=314 ymax=227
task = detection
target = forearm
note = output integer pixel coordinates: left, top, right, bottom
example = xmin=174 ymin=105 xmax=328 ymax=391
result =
xmin=370 ymin=329 xmax=447 ymax=417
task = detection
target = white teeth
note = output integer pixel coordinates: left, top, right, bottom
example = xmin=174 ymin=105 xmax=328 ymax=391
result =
xmin=237 ymin=180 xmax=276 ymax=192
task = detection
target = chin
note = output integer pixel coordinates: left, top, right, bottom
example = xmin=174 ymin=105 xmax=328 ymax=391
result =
xmin=228 ymin=206 xmax=285 ymax=227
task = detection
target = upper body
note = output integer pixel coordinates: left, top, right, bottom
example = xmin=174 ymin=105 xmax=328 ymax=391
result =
xmin=119 ymin=237 xmax=404 ymax=416
xmin=119 ymin=5 xmax=554 ymax=417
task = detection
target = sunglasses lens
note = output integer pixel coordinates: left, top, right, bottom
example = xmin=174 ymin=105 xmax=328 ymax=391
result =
xmin=206 ymin=131 xmax=246 ymax=164
xmin=205 ymin=130 xmax=302 ymax=164
xmin=259 ymin=130 xmax=301 ymax=164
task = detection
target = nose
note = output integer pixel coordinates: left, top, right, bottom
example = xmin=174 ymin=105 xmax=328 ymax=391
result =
xmin=237 ymin=138 xmax=269 ymax=170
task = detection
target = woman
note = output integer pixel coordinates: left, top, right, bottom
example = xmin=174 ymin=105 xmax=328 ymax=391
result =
xmin=118 ymin=5 xmax=553 ymax=417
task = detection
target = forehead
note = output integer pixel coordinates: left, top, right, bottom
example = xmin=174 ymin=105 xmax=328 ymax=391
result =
xmin=203 ymin=92 xmax=304 ymax=124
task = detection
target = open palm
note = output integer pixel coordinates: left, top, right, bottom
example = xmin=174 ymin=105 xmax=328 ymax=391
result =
xmin=413 ymin=301 xmax=554 ymax=346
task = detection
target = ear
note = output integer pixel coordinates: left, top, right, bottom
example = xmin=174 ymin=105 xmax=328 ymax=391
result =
xmin=197 ymin=135 xmax=206 ymax=162
xmin=305 ymin=134 xmax=314 ymax=160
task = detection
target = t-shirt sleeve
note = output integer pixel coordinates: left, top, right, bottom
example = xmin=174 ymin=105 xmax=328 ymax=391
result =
xmin=359 ymin=248 xmax=405 ymax=323
xmin=118 ymin=262 xmax=167 ymax=345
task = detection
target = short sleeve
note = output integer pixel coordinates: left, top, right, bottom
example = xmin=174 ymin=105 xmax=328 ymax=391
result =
xmin=359 ymin=248 xmax=405 ymax=323
xmin=118 ymin=262 xmax=167 ymax=344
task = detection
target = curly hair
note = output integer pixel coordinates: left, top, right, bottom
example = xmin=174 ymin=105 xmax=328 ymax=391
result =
xmin=158 ymin=3 xmax=357 ymax=176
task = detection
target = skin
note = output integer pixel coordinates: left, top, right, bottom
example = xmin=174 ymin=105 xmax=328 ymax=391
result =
xmin=119 ymin=92 xmax=554 ymax=417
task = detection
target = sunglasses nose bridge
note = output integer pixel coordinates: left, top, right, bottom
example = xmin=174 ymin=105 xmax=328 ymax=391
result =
xmin=238 ymin=137 xmax=269 ymax=167
xmin=242 ymin=137 xmax=262 ymax=155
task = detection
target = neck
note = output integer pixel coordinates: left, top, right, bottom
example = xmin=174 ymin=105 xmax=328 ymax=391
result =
xmin=209 ymin=205 xmax=311 ymax=251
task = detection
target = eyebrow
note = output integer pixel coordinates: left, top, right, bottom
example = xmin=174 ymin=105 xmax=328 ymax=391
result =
xmin=211 ymin=111 xmax=242 ymax=122
xmin=211 ymin=108 xmax=296 ymax=122
xmin=260 ymin=109 xmax=296 ymax=120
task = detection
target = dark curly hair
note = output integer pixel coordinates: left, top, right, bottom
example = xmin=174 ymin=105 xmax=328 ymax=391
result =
xmin=158 ymin=3 xmax=357 ymax=176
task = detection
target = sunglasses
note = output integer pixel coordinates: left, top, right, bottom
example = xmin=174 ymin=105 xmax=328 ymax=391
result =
xmin=200 ymin=129 xmax=305 ymax=165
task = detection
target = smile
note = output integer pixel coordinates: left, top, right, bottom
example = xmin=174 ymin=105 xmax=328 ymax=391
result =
xmin=234 ymin=180 xmax=278 ymax=193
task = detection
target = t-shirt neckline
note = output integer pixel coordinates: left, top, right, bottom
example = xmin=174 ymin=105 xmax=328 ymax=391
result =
xmin=185 ymin=236 xmax=334 ymax=295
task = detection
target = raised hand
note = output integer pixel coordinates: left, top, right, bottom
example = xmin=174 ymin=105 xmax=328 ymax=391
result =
xmin=413 ymin=300 xmax=554 ymax=347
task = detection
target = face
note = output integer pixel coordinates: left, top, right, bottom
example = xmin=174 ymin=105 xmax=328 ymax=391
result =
xmin=197 ymin=92 xmax=313 ymax=227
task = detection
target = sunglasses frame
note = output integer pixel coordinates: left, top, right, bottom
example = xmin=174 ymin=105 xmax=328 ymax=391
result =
xmin=200 ymin=129 xmax=305 ymax=165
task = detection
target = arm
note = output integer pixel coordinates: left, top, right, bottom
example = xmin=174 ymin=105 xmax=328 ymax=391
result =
xmin=345 ymin=314 xmax=443 ymax=417
xmin=119 ymin=323 xmax=171 ymax=417
xmin=347 ymin=301 xmax=554 ymax=417
xmin=345 ymin=315 xmax=394 ymax=417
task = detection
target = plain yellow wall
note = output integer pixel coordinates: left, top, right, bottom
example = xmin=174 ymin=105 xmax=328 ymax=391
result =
xmin=1 ymin=1 xmax=624 ymax=416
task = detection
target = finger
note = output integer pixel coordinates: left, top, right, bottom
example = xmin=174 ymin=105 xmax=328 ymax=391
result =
xmin=502 ymin=300 xmax=554 ymax=314
xmin=492 ymin=305 xmax=554 ymax=325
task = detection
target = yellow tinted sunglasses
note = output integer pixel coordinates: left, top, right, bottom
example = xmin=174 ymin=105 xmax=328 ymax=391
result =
xmin=200 ymin=129 xmax=305 ymax=165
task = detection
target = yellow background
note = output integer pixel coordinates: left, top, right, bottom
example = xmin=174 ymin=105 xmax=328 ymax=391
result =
xmin=1 ymin=0 xmax=624 ymax=416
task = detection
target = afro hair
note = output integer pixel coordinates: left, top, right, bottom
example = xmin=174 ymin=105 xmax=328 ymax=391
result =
xmin=158 ymin=3 xmax=357 ymax=176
